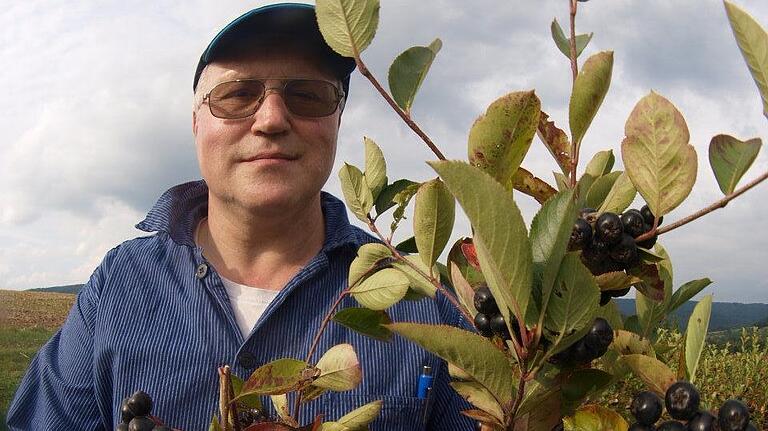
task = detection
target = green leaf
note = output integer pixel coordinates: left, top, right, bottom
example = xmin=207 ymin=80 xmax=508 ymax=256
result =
xmin=348 ymin=243 xmax=392 ymax=288
xmin=544 ymin=253 xmax=600 ymax=341
xmin=584 ymin=150 xmax=616 ymax=179
xmin=724 ymin=1 xmax=768 ymax=119
xmin=668 ymin=278 xmax=713 ymax=313
xmin=447 ymin=237 xmax=486 ymax=288
xmin=448 ymin=261 xmax=479 ymax=318
xmin=467 ymin=91 xmax=542 ymax=187
xmin=685 ymin=295 xmax=713 ymax=383
xmin=622 ymin=92 xmax=697 ymax=217
xmin=390 ymin=181 xmax=421 ymax=233
xmin=563 ymin=405 xmax=629 ymax=431
xmin=388 ymin=39 xmax=442 ymax=114
xmin=569 ymin=51 xmax=614 ymax=146
xmin=637 ymin=247 xmax=666 ymax=264
xmin=554 ymin=172 xmax=570 ymax=191
xmin=575 ymin=173 xmax=596 ymax=207
xmin=363 ymin=137 xmax=387 ymax=200
xmin=597 ymin=172 xmax=637 ymax=214
xmin=240 ymin=359 xmax=317 ymax=397
xmin=350 ymin=267 xmax=409 ymax=310
xmin=709 ymin=134 xmax=762 ymax=195
xmin=339 ymin=163 xmax=374 ymax=223
xmin=550 ymin=18 xmax=594 ymax=60
xmin=561 ymin=370 xmax=613 ymax=413
xmin=621 ymin=354 xmax=676 ymax=397
xmin=429 ymin=160 xmax=534 ymax=326
xmin=209 ymin=415 xmax=221 ymax=431
xmin=375 ymin=179 xmax=418 ymax=215
xmin=386 ymin=322 xmax=517 ymax=404
xmin=595 ymin=271 xmax=642 ymax=293
xmin=391 ymin=255 xmax=438 ymax=299
xmin=394 ymin=236 xmax=417 ymax=253
xmin=332 ymin=307 xmax=392 ymax=341
xmin=537 ymin=111 xmax=572 ymax=176
xmin=585 ymin=171 xmax=622 ymax=209
xmin=313 ymin=343 xmax=362 ymax=391
xmin=231 ymin=375 xmax=263 ymax=410
xmin=316 ymin=0 xmax=379 ymax=58
xmin=271 ymin=394 xmax=292 ymax=424
xmin=336 ymin=400 xmax=382 ymax=428
xmin=450 ymin=381 xmax=504 ymax=422
xmin=529 ymin=190 xmax=576 ymax=324
xmin=611 ymin=330 xmax=656 ymax=357
xmin=414 ymin=179 xmax=455 ymax=269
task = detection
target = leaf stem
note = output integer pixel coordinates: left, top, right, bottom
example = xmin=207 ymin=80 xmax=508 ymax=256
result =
xmin=365 ymin=216 xmax=476 ymax=327
xmin=354 ymin=57 xmax=447 ymax=161
xmin=568 ymin=0 xmax=580 ymax=188
xmin=636 ymin=170 xmax=768 ymax=241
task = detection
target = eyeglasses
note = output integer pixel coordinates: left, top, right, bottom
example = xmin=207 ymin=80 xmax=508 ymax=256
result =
xmin=201 ymin=78 xmax=345 ymax=119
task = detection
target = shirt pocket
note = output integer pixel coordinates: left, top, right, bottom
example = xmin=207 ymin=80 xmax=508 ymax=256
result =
xmin=322 ymin=392 xmax=428 ymax=431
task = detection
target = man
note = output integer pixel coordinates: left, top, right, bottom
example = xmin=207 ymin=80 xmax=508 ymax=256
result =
xmin=7 ymin=3 xmax=473 ymax=430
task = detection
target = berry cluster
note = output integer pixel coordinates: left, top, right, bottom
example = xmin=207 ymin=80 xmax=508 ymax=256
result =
xmin=237 ymin=407 xmax=269 ymax=428
xmin=116 ymin=391 xmax=169 ymax=431
xmin=628 ymin=381 xmax=756 ymax=431
xmin=549 ymin=318 xmax=614 ymax=366
xmin=473 ymin=285 xmax=521 ymax=342
xmin=569 ymin=205 xmax=662 ymax=305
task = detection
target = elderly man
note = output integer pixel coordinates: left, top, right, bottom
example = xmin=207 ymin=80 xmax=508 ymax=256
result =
xmin=7 ymin=3 xmax=472 ymax=430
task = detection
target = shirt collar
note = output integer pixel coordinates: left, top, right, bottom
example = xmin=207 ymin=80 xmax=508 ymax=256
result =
xmin=135 ymin=180 xmax=364 ymax=251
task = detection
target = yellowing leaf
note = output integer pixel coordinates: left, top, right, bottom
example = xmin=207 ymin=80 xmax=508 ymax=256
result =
xmin=563 ymin=404 xmax=628 ymax=431
xmin=414 ymin=179 xmax=455 ymax=269
xmin=622 ymin=92 xmax=697 ymax=216
xmin=709 ymin=134 xmax=762 ymax=195
xmin=620 ymin=354 xmax=676 ymax=396
xmin=363 ymin=137 xmax=387 ymax=199
xmin=339 ymin=163 xmax=374 ymax=223
xmin=313 ymin=343 xmax=362 ymax=391
xmin=316 ymin=0 xmax=379 ymax=57
xmin=350 ymin=268 xmax=409 ymax=310
xmin=725 ymin=1 xmax=768 ymax=119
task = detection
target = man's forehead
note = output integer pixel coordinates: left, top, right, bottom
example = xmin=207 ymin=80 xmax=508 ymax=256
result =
xmin=204 ymin=48 xmax=337 ymax=83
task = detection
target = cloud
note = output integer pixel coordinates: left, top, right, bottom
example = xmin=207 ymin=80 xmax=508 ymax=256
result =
xmin=1 ymin=0 xmax=767 ymax=304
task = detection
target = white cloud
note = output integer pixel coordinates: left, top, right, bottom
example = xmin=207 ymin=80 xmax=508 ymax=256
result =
xmin=1 ymin=0 xmax=767 ymax=305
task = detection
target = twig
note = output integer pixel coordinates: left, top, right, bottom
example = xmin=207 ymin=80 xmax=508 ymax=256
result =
xmin=224 ymin=366 xmax=242 ymax=431
xmin=218 ymin=367 xmax=232 ymax=431
xmin=355 ymin=58 xmax=446 ymax=161
xmin=568 ymin=0 xmax=580 ymax=188
xmin=365 ymin=216 xmax=475 ymax=326
xmin=636 ymin=170 xmax=768 ymax=241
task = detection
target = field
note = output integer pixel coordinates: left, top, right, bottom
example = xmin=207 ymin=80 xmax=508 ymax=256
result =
xmin=1 ymin=290 xmax=766 ymax=429
xmin=0 ymin=290 xmax=75 ymax=429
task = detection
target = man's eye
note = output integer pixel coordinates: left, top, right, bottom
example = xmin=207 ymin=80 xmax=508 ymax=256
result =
xmin=222 ymin=89 xmax=258 ymax=99
xmin=290 ymin=91 xmax=323 ymax=101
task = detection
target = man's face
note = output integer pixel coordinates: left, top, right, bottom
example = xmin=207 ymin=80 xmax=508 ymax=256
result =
xmin=192 ymin=48 xmax=342 ymax=217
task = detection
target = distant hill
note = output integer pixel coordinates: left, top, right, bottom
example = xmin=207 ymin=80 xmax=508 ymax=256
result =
xmin=28 ymin=284 xmax=84 ymax=294
xmin=614 ymin=299 xmax=768 ymax=332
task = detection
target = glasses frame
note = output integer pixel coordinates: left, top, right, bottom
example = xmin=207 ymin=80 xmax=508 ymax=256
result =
xmin=201 ymin=78 xmax=346 ymax=119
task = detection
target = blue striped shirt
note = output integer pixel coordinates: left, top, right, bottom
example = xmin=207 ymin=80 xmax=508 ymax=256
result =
xmin=7 ymin=180 xmax=473 ymax=431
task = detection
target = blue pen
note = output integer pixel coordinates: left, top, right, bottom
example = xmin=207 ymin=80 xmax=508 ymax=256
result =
xmin=417 ymin=365 xmax=433 ymax=399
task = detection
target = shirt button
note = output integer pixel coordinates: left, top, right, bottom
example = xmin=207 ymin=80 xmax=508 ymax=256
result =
xmin=238 ymin=352 xmax=256 ymax=369
xmin=195 ymin=263 xmax=208 ymax=279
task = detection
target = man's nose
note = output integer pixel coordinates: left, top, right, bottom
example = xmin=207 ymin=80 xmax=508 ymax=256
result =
xmin=250 ymin=90 xmax=291 ymax=135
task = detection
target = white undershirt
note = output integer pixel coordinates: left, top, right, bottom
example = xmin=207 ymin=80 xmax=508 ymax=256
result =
xmin=194 ymin=216 xmax=280 ymax=338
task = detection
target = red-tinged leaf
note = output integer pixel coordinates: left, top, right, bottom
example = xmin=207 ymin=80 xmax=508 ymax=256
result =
xmin=509 ymin=166 xmax=558 ymax=204
xmin=461 ymin=240 xmax=481 ymax=269
xmin=240 ymin=359 xmax=318 ymax=397
xmin=629 ymin=263 xmax=664 ymax=302
xmin=537 ymin=111 xmax=572 ymax=175
xmin=450 ymin=260 xmax=479 ymax=317
xmin=460 ymin=409 xmax=504 ymax=428
xmin=244 ymin=422 xmax=298 ymax=431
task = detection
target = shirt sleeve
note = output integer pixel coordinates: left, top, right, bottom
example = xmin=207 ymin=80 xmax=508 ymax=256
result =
xmin=6 ymin=247 xmax=118 ymax=431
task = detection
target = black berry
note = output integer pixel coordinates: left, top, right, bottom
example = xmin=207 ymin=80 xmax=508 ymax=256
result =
xmin=116 ymin=424 xmax=129 ymax=431
xmin=585 ymin=318 xmax=613 ymax=353
xmin=473 ymin=285 xmax=499 ymax=315
xmin=609 ymin=234 xmax=638 ymax=266
xmin=665 ymin=381 xmax=700 ymax=421
xmin=622 ymin=209 xmax=647 ymax=238
xmin=718 ymin=399 xmax=750 ymax=431
xmin=687 ymin=411 xmax=717 ymax=431
xmin=128 ymin=416 xmax=155 ymax=431
xmin=238 ymin=409 xmax=256 ymax=427
xmin=628 ymin=424 xmax=655 ymax=431
xmin=490 ymin=314 xmax=511 ymax=340
xmin=126 ymin=391 xmax=153 ymax=417
xmin=657 ymin=420 xmax=685 ymax=431
xmin=595 ymin=212 xmax=624 ymax=245
xmin=569 ymin=218 xmax=593 ymax=251
xmin=630 ymin=391 xmax=663 ymax=425
xmin=121 ymin=398 xmax=135 ymax=423
xmin=641 ymin=205 xmax=663 ymax=226
xmin=474 ymin=313 xmax=493 ymax=337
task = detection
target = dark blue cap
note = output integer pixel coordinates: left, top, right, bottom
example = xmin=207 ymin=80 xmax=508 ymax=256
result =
xmin=193 ymin=3 xmax=356 ymax=95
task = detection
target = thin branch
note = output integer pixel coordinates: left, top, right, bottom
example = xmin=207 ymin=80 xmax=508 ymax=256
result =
xmin=218 ymin=367 xmax=232 ymax=431
xmin=568 ymin=0 xmax=580 ymax=188
xmin=636 ymin=170 xmax=768 ymax=241
xmin=365 ymin=216 xmax=476 ymax=326
xmin=224 ymin=366 xmax=242 ymax=431
xmin=355 ymin=58 xmax=446 ymax=161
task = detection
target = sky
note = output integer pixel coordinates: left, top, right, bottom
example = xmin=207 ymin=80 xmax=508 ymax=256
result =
xmin=1 ymin=0 xmax=767 ymax=303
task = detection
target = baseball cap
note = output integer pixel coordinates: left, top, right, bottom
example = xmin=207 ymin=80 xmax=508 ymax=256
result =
xmin=193 ymin=3 xmax=356 ymax=95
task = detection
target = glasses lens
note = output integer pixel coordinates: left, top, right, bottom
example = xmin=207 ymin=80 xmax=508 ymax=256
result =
xmin=208 ymin=80 xmax=265 ymax=119
xmin=284 ymin=80 xmax=340 ymax=117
